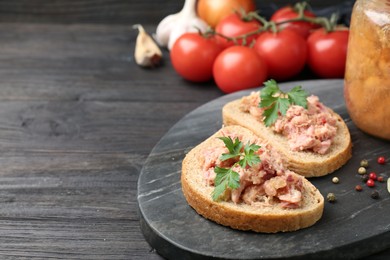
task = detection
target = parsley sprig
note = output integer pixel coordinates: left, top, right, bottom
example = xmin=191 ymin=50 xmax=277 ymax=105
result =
xmin=212 ymin=136 xmax=261 ymax=201
xmin=259 ymin=79 xmax=309 ymax=127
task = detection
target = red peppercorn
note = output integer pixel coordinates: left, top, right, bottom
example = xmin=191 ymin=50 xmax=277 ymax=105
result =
xmin=366 ymin=179 xmax=375 ymax=187
xmin=377 ymin=156 xmax=386 ymax=164
xmin=355 ymin=184 xmax=363 ymax=191
xmin=377 ymin=176 xmax=384 ymax=182
xmin=369 ymin=172 xmax=377 ymax=180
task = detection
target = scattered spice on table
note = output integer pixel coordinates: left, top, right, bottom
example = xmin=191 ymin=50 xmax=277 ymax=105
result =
xmin=327 ymin=193 xmax=336 ymax=203
xmin=369 ymin=172 xmax=377 ymax=180
xmin=366 ymin=179 xmax=375 ymax=187
xmin=360 ymin=159 xmax=369 ymax=168
xmin=355 ymin=185 xmax=363 ymax=191
xmin=358 ymin=167 xmax=366 ymax=175
xmin=377 ymin=156 xmax=386 ymax=165
xmin=354 ymin=156 xmax=389 ymax=199
xmin=371 ymin=190 xmax=379 ymax=199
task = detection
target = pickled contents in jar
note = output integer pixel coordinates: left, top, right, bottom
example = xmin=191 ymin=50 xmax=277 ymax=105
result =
xmin=344 ymin=0 xmax=390 ymax=140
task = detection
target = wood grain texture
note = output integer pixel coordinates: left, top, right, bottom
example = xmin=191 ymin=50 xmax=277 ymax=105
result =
xmin=0 ymin=22 xmax=221 ymax=259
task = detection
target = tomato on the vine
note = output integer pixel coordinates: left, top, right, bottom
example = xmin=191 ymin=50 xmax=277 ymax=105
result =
xmin=270 ymin=6 xmax=320 ymax=39
xmin=213 ymin=46 xmax=268 ymax=93
xmin=307 ymin=28 xmax=349 ymax=78
xmin=215 ymin=13 xmax=261 ymax=49
xmin=254 ymin=29 xmax=307 ymax=81
xmin=170 ymin=33 xmax=223 ymax=82
xmin=197 ymin=0 xmax=256 ymax=28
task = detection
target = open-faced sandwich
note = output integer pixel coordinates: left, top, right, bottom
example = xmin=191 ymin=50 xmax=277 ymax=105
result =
xmin=222 ymin=80 xmax=352 ymax=177
xmin=181 ymin=125 xmax=324 ymax=233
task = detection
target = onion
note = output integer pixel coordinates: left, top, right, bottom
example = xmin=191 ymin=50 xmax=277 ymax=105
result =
xmin=197 ymin=0 xmax=256 ymax=28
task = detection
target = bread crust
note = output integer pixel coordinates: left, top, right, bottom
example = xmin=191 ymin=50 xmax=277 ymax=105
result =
xmin=222 ymin=99 xmax=352 ymax=177
xmin=181 ymin=125 xmax=324 ymax=233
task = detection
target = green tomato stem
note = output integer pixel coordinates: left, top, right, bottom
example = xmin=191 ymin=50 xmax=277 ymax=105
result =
xmin=201 ymin=1 xmax=339 ymax=44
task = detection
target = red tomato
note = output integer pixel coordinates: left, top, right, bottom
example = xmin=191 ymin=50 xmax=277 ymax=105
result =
xmin=270 ymin=6 xmax=320 ymax=39
xmin=213 ymin=46 xmax=268 ymax=93
xmin=170 ymin=33 xmax=223 ymax=82
xmin=307 ymin=28 xmax=349 ymax=78
xmin=197 ymin=0 xmax=256 ymax=28
xmin=254 ymin=29 xmax=307 ymax=81
xmin=215 ymin=13 xmax=261 ymax=49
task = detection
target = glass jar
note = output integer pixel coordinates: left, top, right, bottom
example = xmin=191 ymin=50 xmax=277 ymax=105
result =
xmin=344 ymin=0 xmax=390 ymax=140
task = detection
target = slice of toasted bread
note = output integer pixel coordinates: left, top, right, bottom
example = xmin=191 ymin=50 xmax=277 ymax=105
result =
xmin=181 ymin=125 xmax=324 ymax=233
xmin=222 ymin=98 xmax=352 ymax=177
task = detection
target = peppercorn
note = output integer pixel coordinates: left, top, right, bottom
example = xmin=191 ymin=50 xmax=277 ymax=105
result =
xmin=377 ymin=156 xmax=386 ymax=165
xmin=355 ymin=185 xmax=363 ymax=191
xmin=361 ymin=174 xmax=369 ymax=183
xmin=371 ymin=190 xmax=379 ymax=199
xmin=327 ymin=193 xmax=336 ymax=203
xmin=369 ymin=172 xmax=377 ymax=180
xmin=366 ymin=179 xmax=375 ymax=187
xmin=360 ymin=159 xmax=369 ymax=168
xmin=377 ymin=176 xmax=384 ymax=182
xmin=358 ymin=167 xmax=367 ymax=175
xmin=332 ymin=177 xmax=339 ymax=184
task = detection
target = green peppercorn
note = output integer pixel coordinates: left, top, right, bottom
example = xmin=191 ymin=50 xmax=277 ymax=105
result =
xmin=332 ymin=177 xmax=339 ymax=184
xmin=327 ymin=193 xmax=336 ymax=203
xmin=360 ymin=159 xmax=369 ymax=168
xmin=361 ymin=174 xmax=369 ymax=183
xmin=371 ymin=190 xmax=379 ymax=199
xmin=358 ymin=167 xmax=367 ymax=175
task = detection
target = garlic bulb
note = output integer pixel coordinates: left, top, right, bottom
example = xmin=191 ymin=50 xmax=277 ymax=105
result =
xmin=155 ymin=0 xmax=209 ymax=50
xmin=133 ymin=24 xmax=162 ymax=68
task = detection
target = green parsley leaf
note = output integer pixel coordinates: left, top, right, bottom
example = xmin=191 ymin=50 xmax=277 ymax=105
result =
xmin=212 ymin=138 xmax=261 ymax=202
xmin=262 ymin=102 xmax=279 ymax=127
xmin=288 ymin=85 xmax=308 ymax=109
xmin=212 ymin=167 xmax=240 ymax=201
xmin=262 ymin=79 xmax=279 ymax=95
xmin=240 ymin=143 xmax=261 ymax=168
xmin=214 ymin=166 xmax=230 ymax=186
xmin=259 ymin=79 xmax=308 ymax=127
xmin=260 ymin=79 xmax=279 ymax=108
xmin=211 ymin=181 xmax=228 ymax=202
xmin=218 ymin=137 xmax=242 ymax=161
xmin=278 ymin=96 xmax=291 ymax=116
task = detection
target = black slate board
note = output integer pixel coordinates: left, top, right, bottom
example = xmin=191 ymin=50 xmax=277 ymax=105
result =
xmin=137 ymin=79 xmax=390 ymax=259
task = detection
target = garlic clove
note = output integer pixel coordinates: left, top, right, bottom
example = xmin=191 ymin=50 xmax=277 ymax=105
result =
xmin=154 ymin=0 xmax=209 ymax=50
xmin=167 ymin=18 xmax=208 ymax=50
xmin=155 ymin=14 xmax=178 ymax=47
xmin=133 ymin=24 xmax=162 ymax=68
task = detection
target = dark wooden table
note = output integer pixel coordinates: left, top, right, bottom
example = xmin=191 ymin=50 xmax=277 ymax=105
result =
xmin=0 ymin=18 xmax=224 ymax=260
xmin=0 ymin=0 xmax=388 ymax=259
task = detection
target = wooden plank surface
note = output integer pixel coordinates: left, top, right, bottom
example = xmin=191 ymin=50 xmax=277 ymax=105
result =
xmin=0 ymin=22 xmax=222 ymax=259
